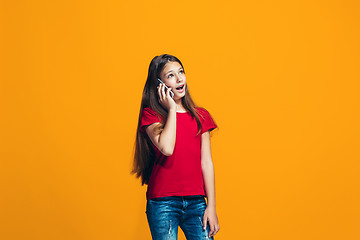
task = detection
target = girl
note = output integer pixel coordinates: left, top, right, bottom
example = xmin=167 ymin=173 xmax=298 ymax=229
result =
xmin=132 ymin=54 xmax=220 ymax=240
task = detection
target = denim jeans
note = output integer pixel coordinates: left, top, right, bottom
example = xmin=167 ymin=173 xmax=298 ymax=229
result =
xmin=146 ymin=195 xmax=214 ymax=240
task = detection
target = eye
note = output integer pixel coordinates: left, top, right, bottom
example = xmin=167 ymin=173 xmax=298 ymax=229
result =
xmin=179 ymin=70 xmax=184 ymax=74
xmin=168 ymin=74 xmax=174 ymax=78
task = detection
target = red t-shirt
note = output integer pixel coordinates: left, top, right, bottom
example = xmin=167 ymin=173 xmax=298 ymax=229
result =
xmin=140 ymin=107 xmax=217 ymax=200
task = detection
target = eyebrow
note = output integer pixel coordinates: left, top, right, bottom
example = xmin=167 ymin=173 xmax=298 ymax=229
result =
xmin=164 ymin=67 xmax=183 ymax=75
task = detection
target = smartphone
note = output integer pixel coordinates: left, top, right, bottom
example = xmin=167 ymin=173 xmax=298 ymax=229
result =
xmin=157 ymin=78 xmax=174 ymax=98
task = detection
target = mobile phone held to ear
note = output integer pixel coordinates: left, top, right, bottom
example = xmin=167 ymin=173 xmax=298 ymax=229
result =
xmin=157 ymin=78 xmax=174 ymax=98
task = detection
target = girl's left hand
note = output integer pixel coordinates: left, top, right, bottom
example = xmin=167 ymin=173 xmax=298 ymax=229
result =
xmin=202 ymin=206 xmax=220 ymax=238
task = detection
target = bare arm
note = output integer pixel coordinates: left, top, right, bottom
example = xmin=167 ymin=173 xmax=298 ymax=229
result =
xmin=201 ymin=131 xmax=220 ymax=238
xmin=145 ymin=108 xmax=176 ymax=156
xmin=145 ymin=84 xmax=177 ymax=156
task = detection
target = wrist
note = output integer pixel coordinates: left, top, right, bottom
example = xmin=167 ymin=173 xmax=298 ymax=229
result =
xmin=168 ymin=107 xmax=177 ymax=113
xmin=206 ymin=199 xmax=216 ymax=208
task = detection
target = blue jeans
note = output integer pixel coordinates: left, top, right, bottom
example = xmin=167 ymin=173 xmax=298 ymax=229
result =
xmin=146 ymin=195 xmax=214 ymax=240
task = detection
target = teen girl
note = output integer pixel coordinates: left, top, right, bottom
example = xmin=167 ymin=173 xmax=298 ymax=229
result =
xmin=132 ymin=54 xmax=220 ymax=240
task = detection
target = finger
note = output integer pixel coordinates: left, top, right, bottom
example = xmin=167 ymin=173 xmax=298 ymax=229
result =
xmin=157 ymin=84 xmax=162 ymax=100
xmin=161 ymin=84 xmax=166 ymax=99
xmin=209 ymin=223 xmax=215 ymax=237
xmin=164 ymin=86 xmax=169 ymax=96
xmin=213 ymin=225 xmax=220 ymax=236
xmin=203 ymin=216 xmax=207 ymax=230
xmin=165 ymin=86 xmax=171 ymax=98
xmin=159 ymin=84 xmax=165 ymax=101
xmin=166 ymin=88 xmax=172 ymax=98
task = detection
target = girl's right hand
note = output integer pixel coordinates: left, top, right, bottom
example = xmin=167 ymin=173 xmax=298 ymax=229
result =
xmin=157 ymin=83 xmax=176 ymax=111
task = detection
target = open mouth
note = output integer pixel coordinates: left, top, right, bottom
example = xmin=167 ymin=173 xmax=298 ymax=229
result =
xmin=176 ymin=85 xmax=185 ymax=90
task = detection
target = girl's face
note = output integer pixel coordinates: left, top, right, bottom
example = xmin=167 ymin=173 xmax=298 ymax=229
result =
xmin=159 ymin=61 xmax=186 ymax=100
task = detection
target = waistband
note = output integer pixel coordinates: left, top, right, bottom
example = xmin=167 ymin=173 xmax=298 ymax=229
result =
xmin=150 ymin=195 xmax=205 ymax=201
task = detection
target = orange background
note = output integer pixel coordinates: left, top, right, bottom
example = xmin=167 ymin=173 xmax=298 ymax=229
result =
xmin=1 ymin=0 xmax=359 ymax=239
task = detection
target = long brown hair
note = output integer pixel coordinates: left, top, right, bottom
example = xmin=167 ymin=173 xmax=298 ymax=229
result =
xmin=131 ymin=54 xmax=203 ymax=185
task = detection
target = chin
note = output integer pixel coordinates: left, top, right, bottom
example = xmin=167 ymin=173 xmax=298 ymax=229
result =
xmin=178 ymin=93 xmax=186 ymax=98
xmin=174 ymin=94 xmax=185 ymax=101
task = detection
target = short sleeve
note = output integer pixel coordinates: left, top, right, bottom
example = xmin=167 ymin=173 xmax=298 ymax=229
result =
xmin=198 ymin=108 xmax=217 ymax=134
xmin=140 ymin=107 xmax=161 ymax=133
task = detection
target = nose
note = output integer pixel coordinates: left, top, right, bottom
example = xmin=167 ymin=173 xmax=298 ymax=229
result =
xmin=176 ymin=74 xmax=183 ymax=82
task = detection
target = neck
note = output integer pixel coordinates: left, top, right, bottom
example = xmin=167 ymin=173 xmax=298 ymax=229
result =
xmin=174 ymin=98 xmax=186 ymax=112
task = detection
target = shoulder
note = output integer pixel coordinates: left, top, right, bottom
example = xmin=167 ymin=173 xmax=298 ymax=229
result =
xmin=140 ymin=107 xmax=162 ymax=133
xmin=141 ymin=107 xmax=162 ymax=122
xmin=195 ymin=107 xmax=211 ymax=119
xmin=195 ymin=107 xmax=217 ymax=133
xmin=142 ymin=107 xmax=161 ymax=118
